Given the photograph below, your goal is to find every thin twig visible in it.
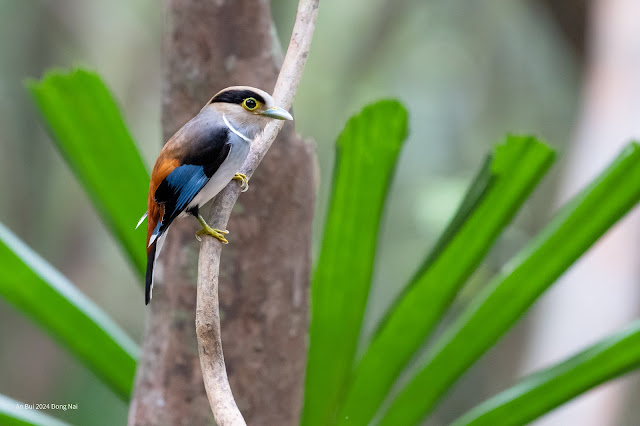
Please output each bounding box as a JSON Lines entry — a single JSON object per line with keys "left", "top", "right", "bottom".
{"left": 194, "top": 0, "right": 319, "bottom": 424}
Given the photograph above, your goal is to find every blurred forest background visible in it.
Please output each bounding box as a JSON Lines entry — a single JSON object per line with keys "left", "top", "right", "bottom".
{"left": 1, "top": 0, "right": 639, "bottom": 425}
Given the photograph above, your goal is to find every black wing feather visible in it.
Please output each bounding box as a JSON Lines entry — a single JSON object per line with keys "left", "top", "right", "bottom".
{"left": 153, "top": 127, "right": 231, "bottom": 237}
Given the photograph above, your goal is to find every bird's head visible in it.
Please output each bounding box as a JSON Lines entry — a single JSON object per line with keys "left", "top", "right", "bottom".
{"left": 205, "top": 86, "right": 293, "bottom": 137}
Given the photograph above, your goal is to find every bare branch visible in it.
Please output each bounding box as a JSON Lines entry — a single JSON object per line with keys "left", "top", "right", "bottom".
{"left": 195, "top": 0, "right": 319, "bottom": 423}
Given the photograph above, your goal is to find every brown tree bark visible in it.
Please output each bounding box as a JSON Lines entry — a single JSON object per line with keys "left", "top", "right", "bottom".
{"left": 127, "top": 2, "right": 315, "bottom": 425}
{"left": 535, "top": 0, "right": 588, "bottom": 61}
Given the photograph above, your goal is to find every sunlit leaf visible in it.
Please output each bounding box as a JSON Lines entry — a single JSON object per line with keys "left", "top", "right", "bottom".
{"left": 379, "top": 142, "right": 640, "bottom": 425}
{"left": 301, "top": 100, "right": 408, "bottom": 426}
{"left": 452, "top": 320, "right": 640, "bottom": 425}
{"left": 28, "top": 69, "right": 149, "bottom": 279}
{"left": 0, "top": 222, "right": 139, "bottom": 400}
{"left": 337, "top": 136, "right": 554, "bottom": 425}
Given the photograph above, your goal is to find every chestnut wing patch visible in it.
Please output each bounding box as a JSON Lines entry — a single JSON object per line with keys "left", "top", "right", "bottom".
{"left": 151, "top": 142, "right": 231, "bottom": 240}
{"left": 155, "top": 164, "right": 209, "bottom": 211}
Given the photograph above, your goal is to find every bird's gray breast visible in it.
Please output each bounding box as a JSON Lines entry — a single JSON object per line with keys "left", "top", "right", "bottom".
{"left": 187, "top": 132, "right": 250, "bottom": 209}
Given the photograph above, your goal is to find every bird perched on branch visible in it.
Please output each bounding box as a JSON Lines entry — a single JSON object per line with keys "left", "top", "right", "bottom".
{"left": 136, "top": 86, "right": 293, "bottom": 304}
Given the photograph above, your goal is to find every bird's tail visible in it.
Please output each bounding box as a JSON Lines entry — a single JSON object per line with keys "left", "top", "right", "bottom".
{"left": 145, "top": 241, "right": 157, "bottom": 305}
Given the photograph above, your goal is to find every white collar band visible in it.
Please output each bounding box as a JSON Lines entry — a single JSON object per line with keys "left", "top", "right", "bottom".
{"left": 223, "top": 114, "right": 252, "bottom": 143}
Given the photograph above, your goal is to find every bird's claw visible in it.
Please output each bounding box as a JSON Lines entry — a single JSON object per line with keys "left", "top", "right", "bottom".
{"left": 233, "top": 173, "right": 249, "bottom": 192}
{"left": 195, "top": 213, "right": 229, "bottom": 244}
{"left": 195, "top": 227, "right": 229, "bottom": 244}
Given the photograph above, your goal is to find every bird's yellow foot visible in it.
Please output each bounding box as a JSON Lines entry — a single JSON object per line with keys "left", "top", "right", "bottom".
{"left": 233, "top": 173, "right": 249, "bottom": 192}
{"left": 195, "top": 214, "right": 229, "bottom": 244}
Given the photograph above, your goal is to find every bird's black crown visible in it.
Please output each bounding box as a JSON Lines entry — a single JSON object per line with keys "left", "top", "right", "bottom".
{"left": 210, "top": 89, "right": 266, "bottom": 105}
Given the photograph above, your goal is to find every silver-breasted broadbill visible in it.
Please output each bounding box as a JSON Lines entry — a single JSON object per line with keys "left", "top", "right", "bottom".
{"left": 136, "top": 86, "right": 293, "bottom": 304}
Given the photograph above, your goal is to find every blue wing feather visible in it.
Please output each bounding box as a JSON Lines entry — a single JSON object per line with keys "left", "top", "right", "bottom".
{"left": 165, "top": 164, "right": 209, "bottom": 212}
{"left": 150, "top": 126, "right": 232, "bottom": 245}
{"left": 151, "top": 164, "right": 210, "bottom": 241}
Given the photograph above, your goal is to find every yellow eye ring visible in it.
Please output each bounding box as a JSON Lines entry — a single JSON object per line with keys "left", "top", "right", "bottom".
{"left": 242, "top": 97, "right": 259, "bottom": 111}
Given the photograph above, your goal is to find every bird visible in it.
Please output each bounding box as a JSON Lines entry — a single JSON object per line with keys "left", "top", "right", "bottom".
{"left": 136, "top": 86, "right": 293, "bottom": 305}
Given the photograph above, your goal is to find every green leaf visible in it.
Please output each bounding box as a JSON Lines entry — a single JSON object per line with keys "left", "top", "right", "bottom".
{"left": 0, "top": 394, "right": 70, "bottom": 426}
{"left": 451, "top": 320, "right": 640, "bottom": 426}
{"left": 27, "top": 69, "right": 149, "bottom": 279}
{"left": 379, "top": 142, "right": 640, "bottom": 425}
{"left": 0, "top": 222, "right": 139, "bottom": 401}
{"left": 301, "top": 100, "right": 409, "bottom": 426}
{"left": 336, "top": 136, "right": 554, "bottom": 425}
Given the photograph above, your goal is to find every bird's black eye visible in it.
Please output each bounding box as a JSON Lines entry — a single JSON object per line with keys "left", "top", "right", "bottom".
{"left": 243, "top": 97, "right": 259, "bottom": 111}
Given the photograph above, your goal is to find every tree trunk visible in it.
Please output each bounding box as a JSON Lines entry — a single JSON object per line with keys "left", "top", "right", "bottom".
{"left": 128, "top": 2, "right": 315, "bottom": 425}
{"left": 535, "top": 0, "right": 588, "bottom": 61}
